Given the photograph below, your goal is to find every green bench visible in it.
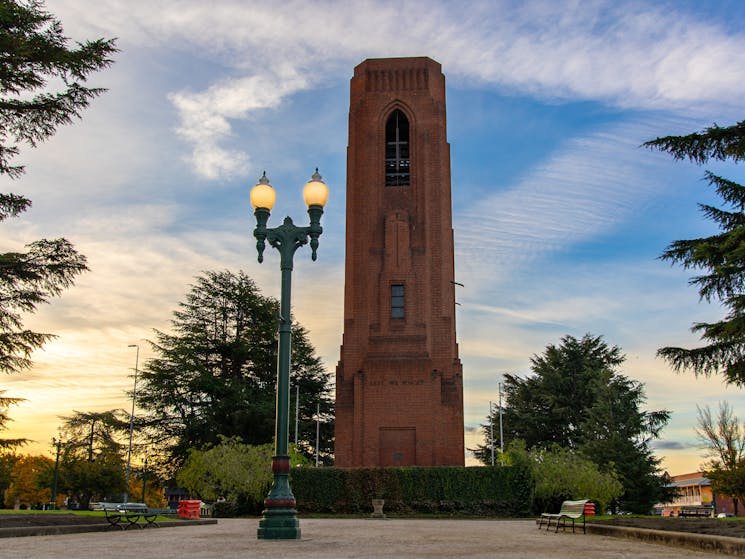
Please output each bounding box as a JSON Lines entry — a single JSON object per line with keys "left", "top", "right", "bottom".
{"left": 538, "top": 499, "right": 590, "bottom": 534}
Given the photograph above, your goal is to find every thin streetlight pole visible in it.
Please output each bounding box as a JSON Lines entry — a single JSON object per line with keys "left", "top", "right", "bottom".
{"left": 125, "top": 344, "right": 139, "bottom": 502}
{"left": 51, "top": 437, "right": 62, "bottom": 509}
{"left": 141, "top": 456, "right": 148, "bottom": 503}
{"left": 498, "top": 381, "right": 504, "bottom": 457}
{"left": 315, "top": 402, "right": 320, "bottom": 467}
{"left": 489, "top": 401, "right": 495, "bottom": 466}
{"left": 294, "top": 384, "right": 299, "bottom": 446}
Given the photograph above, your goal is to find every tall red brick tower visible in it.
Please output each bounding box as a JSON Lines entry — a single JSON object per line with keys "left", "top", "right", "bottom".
{"left": 335, "top": 57, "right": 464, "bottom": 467}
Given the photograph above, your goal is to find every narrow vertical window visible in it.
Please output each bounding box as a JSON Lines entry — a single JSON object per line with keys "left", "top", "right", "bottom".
{"left": 385, "top": 109, "right": 410, "bottom": 186}
{"left": 391, "top": 284, "right": 405, "bottom": 319}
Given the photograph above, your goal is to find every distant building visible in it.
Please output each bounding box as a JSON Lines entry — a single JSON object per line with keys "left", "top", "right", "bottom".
{"left": 661, "top": 472, "right": 743, "bottom": 517}
{"left": 164, "top": 487, "right": 190, "bottom": 510}
{"left": 661, "top": 472, "right": 712, "bottom": 516}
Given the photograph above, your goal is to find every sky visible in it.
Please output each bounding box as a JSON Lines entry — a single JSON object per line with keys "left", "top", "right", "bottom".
{"left": 3, "top": 0, "right": 745, "bottom": 474}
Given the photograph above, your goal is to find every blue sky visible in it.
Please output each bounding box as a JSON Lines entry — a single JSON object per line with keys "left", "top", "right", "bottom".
{"left": 3, "top": 0, "right": 745, "bottom": 472}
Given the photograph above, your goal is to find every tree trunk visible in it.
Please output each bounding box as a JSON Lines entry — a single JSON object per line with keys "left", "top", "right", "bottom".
{"left": 78, "top": 491, "right": 92, "bottom": 511}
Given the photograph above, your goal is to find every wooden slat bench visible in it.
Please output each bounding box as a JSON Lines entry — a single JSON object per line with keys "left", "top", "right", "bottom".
{"left": 538, "top": 499, "right": 590, "bottom": 534}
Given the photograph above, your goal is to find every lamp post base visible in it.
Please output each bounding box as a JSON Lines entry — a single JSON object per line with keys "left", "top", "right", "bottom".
{"left": 256, "top": 456, "right": 301, "bottom": 539}
{"left": 257, "top": 507, "right": 301, "bottom": 539}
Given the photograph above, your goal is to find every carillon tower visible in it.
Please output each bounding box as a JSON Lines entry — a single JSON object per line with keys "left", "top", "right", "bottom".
{"left": 335, "top": 57, "right": 464, "bottom": 467}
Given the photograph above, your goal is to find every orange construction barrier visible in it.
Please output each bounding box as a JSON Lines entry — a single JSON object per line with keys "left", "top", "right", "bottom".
{"left": 178, "top": 499, "right": 201, "bottom": 520}
{"left": 583, "top": 502, "right": 596, "bottom": 516}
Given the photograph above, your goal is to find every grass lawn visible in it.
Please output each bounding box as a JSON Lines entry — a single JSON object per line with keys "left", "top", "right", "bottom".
{"left": 0, "top": 508, "right": 182, "bottom": 525}
{"left": 0, "top": 509, "right": 101, "bottom": 517}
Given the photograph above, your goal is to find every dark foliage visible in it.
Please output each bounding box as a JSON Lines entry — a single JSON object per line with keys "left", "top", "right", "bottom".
{"left": 0, "top": 201, "right": 88, "bottom": 374}
{"left": 644, "top": 120, "right": 745, "bottom": 165}
{"left": 0, "top": 390, "right": 26, "bottom": 448}
{"left": 474, "top": 334, "right": 672, "bottom": 513}
{"left": 645, "top": 122, "right": 745, "bottom": 385}
{"left": 136, "top": 270, "right": 334, "bottom": 472}
{"left": 0, "top": 0, "right": 117, "bottom": 177}
{"left": 56, "top": 410, "right": 128, "bottom": 509}
{"left": 0, "top": 0, "right": 114, "bottom": 445}
{"left": 290, "top": 465, "right": 534, "bottom": 517}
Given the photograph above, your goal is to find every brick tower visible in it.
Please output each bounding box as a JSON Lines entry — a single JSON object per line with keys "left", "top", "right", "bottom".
{"left": 334, "top": 57, "right": 464, "bottom": 467}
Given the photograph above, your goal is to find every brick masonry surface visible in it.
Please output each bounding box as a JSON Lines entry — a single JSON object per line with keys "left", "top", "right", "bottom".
{"left": 335, "top": 57, "right": 464, "bottom": 467}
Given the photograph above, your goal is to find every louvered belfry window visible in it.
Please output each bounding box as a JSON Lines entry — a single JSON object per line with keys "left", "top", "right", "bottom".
{"left": 385, "top": 110, "right": 410, "bottom": 186}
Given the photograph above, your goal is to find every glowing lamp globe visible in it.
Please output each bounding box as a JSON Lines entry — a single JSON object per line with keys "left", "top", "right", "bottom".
{"left": 303, "top": 169, "right": 329, "bottom": 208}
{"left": 250, "top": 172, "right": 276, "bottom": 210}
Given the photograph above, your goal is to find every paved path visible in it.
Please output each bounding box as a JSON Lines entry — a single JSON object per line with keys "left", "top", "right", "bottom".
{"left": 1, "top": 518, "right": 733, "bottom": 558}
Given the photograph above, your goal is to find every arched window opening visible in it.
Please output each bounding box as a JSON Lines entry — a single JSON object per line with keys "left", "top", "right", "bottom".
{"left": 385, "top": 109, "right": 410, "bottom": 186}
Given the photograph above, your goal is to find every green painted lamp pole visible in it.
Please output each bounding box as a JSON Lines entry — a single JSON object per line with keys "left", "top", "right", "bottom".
{"left": 250, "top": 169, "right": 329, "bottom": 540}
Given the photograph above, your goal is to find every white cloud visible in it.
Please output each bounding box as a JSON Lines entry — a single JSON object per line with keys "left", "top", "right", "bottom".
{"left": 52, "top": 1, "right": 745, "bottom": 183}
{"left": 168, "top": 70, "right": 310, "bottom": 179}
{"left": 58, "top": 1, "right": 745, "bottom": 109}
{"left": 454, "top": 118, "right": 684, "bottom": 289}
{"left": 458, "top": 3, "right": 745, "bottom": 112}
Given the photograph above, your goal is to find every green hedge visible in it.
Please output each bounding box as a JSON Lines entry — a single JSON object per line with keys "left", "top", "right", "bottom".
{"left": 290, "top": 465, "right": 533, "bottom": 516}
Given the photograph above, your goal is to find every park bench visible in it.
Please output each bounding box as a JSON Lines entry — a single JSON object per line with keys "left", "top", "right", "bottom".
{"left": 102, "top": 503, "right": 176, "bottom": 529}
{"left": 679, "top": 506, "right": 713, "bottom": 518}
{"left": 538, "top": 499, "right": 590, "bottom": 534}
{"left": 141, "top": 507, "right": 179, "bottom": 527}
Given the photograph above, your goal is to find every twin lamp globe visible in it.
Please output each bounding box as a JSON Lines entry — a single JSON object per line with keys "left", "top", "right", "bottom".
{"left": 250, "top": 169, "right": 329, "bottom": 211}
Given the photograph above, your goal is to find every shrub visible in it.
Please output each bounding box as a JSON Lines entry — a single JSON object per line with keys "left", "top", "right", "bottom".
{"left": 530, "top": 445, "right": 622, "bottom": 514}
{"left": 291, "top": 464, "right": 533, "bottom": 516}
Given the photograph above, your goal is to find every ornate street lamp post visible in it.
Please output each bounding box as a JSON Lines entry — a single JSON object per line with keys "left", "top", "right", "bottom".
{"left": 250, "top": 169, "right": 329, "bottom": 540}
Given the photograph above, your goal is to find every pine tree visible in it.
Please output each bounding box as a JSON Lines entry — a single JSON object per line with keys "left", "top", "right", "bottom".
{"left": 0, "top": 390, "right": 25, "bottom": 449}
{"left": 645, "top": 121, "right": 745, "bottom": 385}
{"left": 1, "top": 0, "right": 118, "bottom": 178}
{"left": 473, "top": 334, "right": 671, "bottom": 513}
{"left": 0, "top": 194, "right": 88, "bottom": 375}
{"left": 136, "top": 271, "right": 334, "bottom": 470}
{"left": 1, "top": 0, "right": 115, "bottom": 372}
{"left": 0, "top": 1, "right": 115, "bottom": 441}
{"left": 57, "top": 410, "right": 128, "bottom": 509}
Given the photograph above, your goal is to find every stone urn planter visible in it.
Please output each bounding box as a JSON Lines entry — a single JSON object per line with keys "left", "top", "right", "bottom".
{"left": 371, "top": 499, "right": 386, "bottom": 519}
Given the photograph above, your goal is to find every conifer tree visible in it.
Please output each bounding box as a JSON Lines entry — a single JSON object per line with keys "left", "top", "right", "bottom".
{"left": 1, "top": 0, "right": 118, "bottom": 177}
{"left": 0, "top": 0, "right": 116, "bottom": 443}
{"left": 0, "top": 390, "right": 26, "bottom": 449}
{"left": 1, "top": 0, "right": 116, "bottom": 372}
{"left": 473, "top": 334, "right": 671, "bottom": 513}
{"left": 57, "top": 410, "right": 128, "bottom": 509}
{"left": 645, "top": 121, "right": 745, "bottom": 385}
{"left": 136, "top": 271, "right": 335, "bottom": 470}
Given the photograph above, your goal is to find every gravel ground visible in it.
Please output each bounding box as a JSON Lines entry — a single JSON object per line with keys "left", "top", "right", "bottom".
{"left": 0, "top": 517, "right": 736, "bottom": 558}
